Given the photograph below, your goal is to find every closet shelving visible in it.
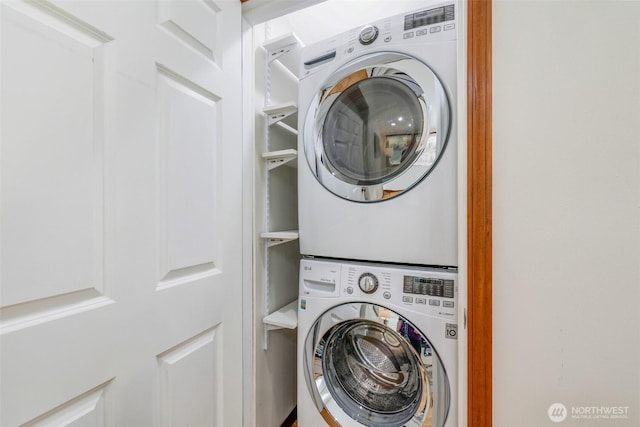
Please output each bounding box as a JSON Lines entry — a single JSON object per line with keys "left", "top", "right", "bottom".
{"left": 259, "top": 32, "right": 302, "bottom": 349}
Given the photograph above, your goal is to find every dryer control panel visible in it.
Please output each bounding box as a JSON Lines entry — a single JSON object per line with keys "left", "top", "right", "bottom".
{"left": 300, "top": 1, "right": 456, "bottom": 79}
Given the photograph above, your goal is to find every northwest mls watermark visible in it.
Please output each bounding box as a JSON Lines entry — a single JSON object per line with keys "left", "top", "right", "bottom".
{"left": 548, "top": 403, "right": 630, "bottom": 423}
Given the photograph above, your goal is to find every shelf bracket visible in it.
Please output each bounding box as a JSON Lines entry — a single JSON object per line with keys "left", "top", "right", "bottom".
{"left": 260, "top": 230, "right": 299, "bottom": 248}
{"left": 263, "top": 33, "right": 302, "bottom": 77}
{"left": 262, "top": 149, "right": 297, "bottom": 170}
{"left": 263, "top": 103, "right": 297, "bottom": 126}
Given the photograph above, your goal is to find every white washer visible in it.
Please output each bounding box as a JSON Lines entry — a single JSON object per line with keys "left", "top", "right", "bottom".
{"left": 298, "top": 2, "right": 458, "bottom": 267}
{"left": 297, "top": 258, "right": 458, "bottom": 427}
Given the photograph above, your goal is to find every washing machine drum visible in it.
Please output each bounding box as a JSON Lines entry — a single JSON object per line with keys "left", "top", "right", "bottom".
{"left": 323, "top": 320, "right": 425, "bottom": 424}
{"left": 302, "top": 52, "right": 451, "bottom": 202}
{"left": 303, "top": 303, "right": 451, "bottom": 427}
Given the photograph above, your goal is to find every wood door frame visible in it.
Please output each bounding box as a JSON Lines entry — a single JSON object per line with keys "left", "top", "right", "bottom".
{"left": 467, "top": 0, "right": 492, "bottom": 426}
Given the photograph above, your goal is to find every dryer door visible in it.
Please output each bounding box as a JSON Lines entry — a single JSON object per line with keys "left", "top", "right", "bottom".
{"left": 303, "top": 303, "right": 451, "bottom": 427}
{"left": 302, "top": 52, "right": 450, "bottom": 202}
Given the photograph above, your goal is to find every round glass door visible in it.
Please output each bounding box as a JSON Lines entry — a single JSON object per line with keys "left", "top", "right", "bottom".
{"left": 302, "top": 303, "right": 451, "bottom": 427}
{"left": 303, "top": 52, "right": 450, "bottom": 202}
{"left": 322, "top": 77, "right": 424, "bottom": 185}
{"left": 322, "top": 319, "right": 426, "bottom": 426}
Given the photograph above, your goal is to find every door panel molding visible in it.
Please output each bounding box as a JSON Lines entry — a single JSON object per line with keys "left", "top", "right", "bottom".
{"left": 0, "top": 2, "right": 112, "bottom": 308}
{"left": 21, "top": 380, "right": 113, "bottom": 427}
{"left": 467, "top": 1, "right": 492, "bottom": 426}
{"left": 156, "top": 326, "right": 222, "bottom": 427}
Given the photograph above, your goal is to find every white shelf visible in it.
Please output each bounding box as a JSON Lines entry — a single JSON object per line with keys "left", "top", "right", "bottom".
{"left": 262, "top": 149, "right": 297, "bottom": 170}
{"left": 263, "top": 33, "right": 302, "bottom": 78}
{"left": 260, "top": 230, "right": 299, "bottom": 247}
{"left": 263, "top": 300, "right": 298, "bottom": 330}
{"left": 263, "top": 102, "right": 297, "bottom": 126}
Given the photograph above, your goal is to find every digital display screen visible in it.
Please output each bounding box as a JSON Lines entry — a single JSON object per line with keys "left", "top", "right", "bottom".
{"left": 403, "top": 276, "right": 455, "bottom": 298}
{"left": 417, "top": 8, "right": 445, "bottom": 19}
{"left": 404, "top": 4, "right": 455, "bottom": 31}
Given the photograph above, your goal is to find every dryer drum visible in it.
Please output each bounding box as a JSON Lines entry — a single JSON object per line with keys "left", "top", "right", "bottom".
{"left": 303, "top": 52, "right": 451, "bottom": 202}
{"left": 321, "top": 319, "right": 428, "bottom": 426}
{"left": 321, "top": 76, "right": 424, "bottom": 186}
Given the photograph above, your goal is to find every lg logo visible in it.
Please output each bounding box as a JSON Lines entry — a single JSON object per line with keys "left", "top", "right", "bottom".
{"left": 548, "top": 403, "right": 568, "bottom": 423}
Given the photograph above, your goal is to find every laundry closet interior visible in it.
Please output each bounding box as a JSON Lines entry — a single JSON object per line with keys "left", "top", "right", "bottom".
{"left": 5, "top": 0, "right": 640, "bottom": 425}
{"left": 241, "top": 1, "right": 467, "bottom": 426}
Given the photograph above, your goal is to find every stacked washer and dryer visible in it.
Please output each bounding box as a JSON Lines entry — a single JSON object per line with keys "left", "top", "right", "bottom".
{"left": 296, "top": 2, "right": 459, "bottom": 426}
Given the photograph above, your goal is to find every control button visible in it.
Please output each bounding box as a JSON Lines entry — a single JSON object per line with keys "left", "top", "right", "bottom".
{"left": 402, "top": 296, "right": 414, "bottom": 303}
{"left": 429, "top": 299, "right": 441, "bottom": 306}
{"left": 443, "top": 301, "right": 454, "bottom": 308}
{"left": 444, "top": 23, "right": 455, "bottom": 31}
{"left": 346, "top": 287, "right": 354, "bottom": 294}
{"left": 403, "top": 278, "right": 413, "bottom": 293}
{"left": 359, "top": 25, "right": 379, "bottom": 45}
{"left": 403, "top": 32, "right": 415, "bottom": 39}
{"left": 445, "top": 6, "right": 455, "bottom": 20}
{"left": 416, "top": 29, "right": 428, "bottom": 36}
{"left": 384, "top": 35, "right": 392, "bottom": 42}
{"left": 446, "top": 323, "right": 458, "bottom": 340}
{"left": 416, "top": 297, "right": 427, "bottom": 305}
{"left": 358, "top": 273, "right": 379, "bottom": 294}
{"left": 430, "top": 26, "right": 442, "bottom": 33}
{"left": 443, "top": 280, "right": 455, "bottom": 298}
{"left": 383, "top": 291, "right": 391, "bottom": 300}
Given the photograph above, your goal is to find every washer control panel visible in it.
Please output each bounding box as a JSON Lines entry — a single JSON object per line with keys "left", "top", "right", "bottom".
{"left": 299, "top": 258, "right": 458, "bottom": 320}
{"left": 341, "top": 261, "right": 457, "bottom": 320}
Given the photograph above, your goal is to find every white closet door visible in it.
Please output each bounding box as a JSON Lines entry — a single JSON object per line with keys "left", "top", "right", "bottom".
{"left": 0, "top": 1, "right": 243, "bottom": 425}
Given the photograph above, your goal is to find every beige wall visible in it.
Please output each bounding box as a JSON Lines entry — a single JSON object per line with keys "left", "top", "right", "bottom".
{"left": 493, "top": 1, "right": 640, "bottom": 426}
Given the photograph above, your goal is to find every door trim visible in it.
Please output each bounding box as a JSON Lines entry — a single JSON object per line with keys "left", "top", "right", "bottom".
{"left": 467, "top": 1, "right": 492, "bottom": 426}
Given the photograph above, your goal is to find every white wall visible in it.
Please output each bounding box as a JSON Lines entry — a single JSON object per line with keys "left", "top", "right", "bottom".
{"left": 493, "top": 1, "right": 640, "bottom": 426}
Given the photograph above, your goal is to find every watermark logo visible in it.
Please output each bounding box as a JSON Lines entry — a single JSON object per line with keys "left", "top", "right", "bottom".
{"left": 548, "top": 403, "right": 630, "bottom": 422}
{"left": 548, "top": 403, "right": 568, "bottom": 423}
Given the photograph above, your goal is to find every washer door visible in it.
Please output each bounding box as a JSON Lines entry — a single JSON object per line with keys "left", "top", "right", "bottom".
{"left": 302, "top": 52, "right": 450, "bottom": 202}
{"left": 303, "top": 303, "right": 451, "bottom": 427}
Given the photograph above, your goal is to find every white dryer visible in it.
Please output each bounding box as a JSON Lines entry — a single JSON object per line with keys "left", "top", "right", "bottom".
{"left": 298, "top": 2, "right": 458, "bottom": 267}
{"left": 297, "top": 258, "right": 458, "bottom": 427}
